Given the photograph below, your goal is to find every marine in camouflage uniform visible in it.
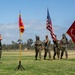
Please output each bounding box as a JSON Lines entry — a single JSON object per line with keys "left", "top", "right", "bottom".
{"left": 60, "top": 34, "right": 68, "bottom": 59}
{"left": 0, "top": 34, "right": 2, "bottom": 58}
{"left": 0, "top": 41, "right": 2, "bottom": 58}
{"left": 44, "top": 35, "right": 51, "bottom": 60}
{"left": 35, "top": 36, "right": 42, "bottom": 60}
{"left": 53, "top": 36, "right": 60, "bottom": 59}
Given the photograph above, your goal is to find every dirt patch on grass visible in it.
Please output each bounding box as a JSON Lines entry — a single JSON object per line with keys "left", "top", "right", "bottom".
{"left": 2, "top": 50, "right": 75, "bottom": 58}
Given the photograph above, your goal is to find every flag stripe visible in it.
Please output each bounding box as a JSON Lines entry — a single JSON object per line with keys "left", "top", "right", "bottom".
{"left": 46, "top": 9, "right": 56, "bottom": 40}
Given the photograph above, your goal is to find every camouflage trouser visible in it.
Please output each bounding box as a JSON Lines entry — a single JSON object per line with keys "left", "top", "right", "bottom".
{"left": 44, "top": 48, "right": 51, "bottom": 59}
{"left": 60, "top": 47, "right": 68, "bottom": 59}
{"left": 53, "top": 47, "right": 60, "bottom": 59}
{"left": 35, "top": 49, "right": 42, "bottom": 60}
{"left": 0, "top": 50, "right": 2, "bottom": 58}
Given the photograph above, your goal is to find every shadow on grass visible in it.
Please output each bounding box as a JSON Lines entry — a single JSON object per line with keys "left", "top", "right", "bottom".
{"left": 0, "top": 62, "right": 3, "bottom": 64}
{"left": 67, "top": 59, "right": 75, "bottom": 62}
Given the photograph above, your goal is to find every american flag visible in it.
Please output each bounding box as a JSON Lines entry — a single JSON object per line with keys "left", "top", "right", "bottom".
{"left": 46, "top": 9, "right": 56, "bottom": 41}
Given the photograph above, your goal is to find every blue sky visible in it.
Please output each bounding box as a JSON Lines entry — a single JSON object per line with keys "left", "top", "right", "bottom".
{"left": 0, "top": 0, "right": 75, "bottom": 44}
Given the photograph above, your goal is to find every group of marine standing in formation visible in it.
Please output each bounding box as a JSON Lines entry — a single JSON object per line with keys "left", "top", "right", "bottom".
{"left": 0, "top": 33, "right": 69, "bottom": 60}
{"left": 34, "top": 34, "right": 69, "bottom": 60}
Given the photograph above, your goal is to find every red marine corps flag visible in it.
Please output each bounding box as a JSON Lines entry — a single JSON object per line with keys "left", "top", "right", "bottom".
{"left": 19, "top": 13, "right": 25, "bottom": 34}
{"left": 66, "top": 21, "right": 75, "bottom": 43}
{"left": 16, "top": 12, "right": 25, "bottom": 70}
{"left": 46, "top": 8, "right": 56, "bottom": 41}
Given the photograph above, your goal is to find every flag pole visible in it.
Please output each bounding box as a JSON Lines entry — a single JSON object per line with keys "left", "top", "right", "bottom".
{"left": 19, "top": 10, "right": 22, "bottom": 62}
{"left": 19, "top": 32, "right": 22, "bottom": 66}
{"left": 15, "top": 12, "right": 25, "bottom": 70}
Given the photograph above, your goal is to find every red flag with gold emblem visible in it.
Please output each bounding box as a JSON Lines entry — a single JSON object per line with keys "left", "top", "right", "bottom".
{"left": 19, "top": 14, "right": 25, "bottom": 34}
{"left": 66, "top": 21, "right": 75, "bottom": 43}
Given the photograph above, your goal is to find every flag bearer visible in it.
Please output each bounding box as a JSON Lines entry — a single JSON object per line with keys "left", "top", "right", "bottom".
{"left": 44, "top": 35, "right": 52, "bottom": 60}
{"left": 60, "top": 34, "right": 69, "bottom": 59}
{"left": 53, "top": 35, "right": 60, "bottom": 59}
{"left": 0, "top": 34, "right": 2, "bottom": 58}
{"left": 35, "top": 36, "right": 43, "bottom": 60}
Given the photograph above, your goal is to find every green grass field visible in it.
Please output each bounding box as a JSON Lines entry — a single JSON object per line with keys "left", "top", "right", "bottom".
{"left": 0, "top": 50, "right": 75, "bottom": 75}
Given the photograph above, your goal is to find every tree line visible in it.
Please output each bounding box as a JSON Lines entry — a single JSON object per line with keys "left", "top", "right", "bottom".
{"left": 2, "top": 38, "right": 75, "bottom": 51}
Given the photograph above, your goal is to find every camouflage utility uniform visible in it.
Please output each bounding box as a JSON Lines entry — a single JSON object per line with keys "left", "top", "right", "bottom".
{"left": 44, "top": 35, "right": 51, "bottom": 60}
{"left": 53, "top": 39, "right": 60, "bottom": 59}
{"left": 60, "top": 34, "right": 68, "bottom": 59}
{"left": 35, "top": 36, "right": 42, "bottom": 60}
{"left": 0, "top": 41, "right": 2, "bottom": 58}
